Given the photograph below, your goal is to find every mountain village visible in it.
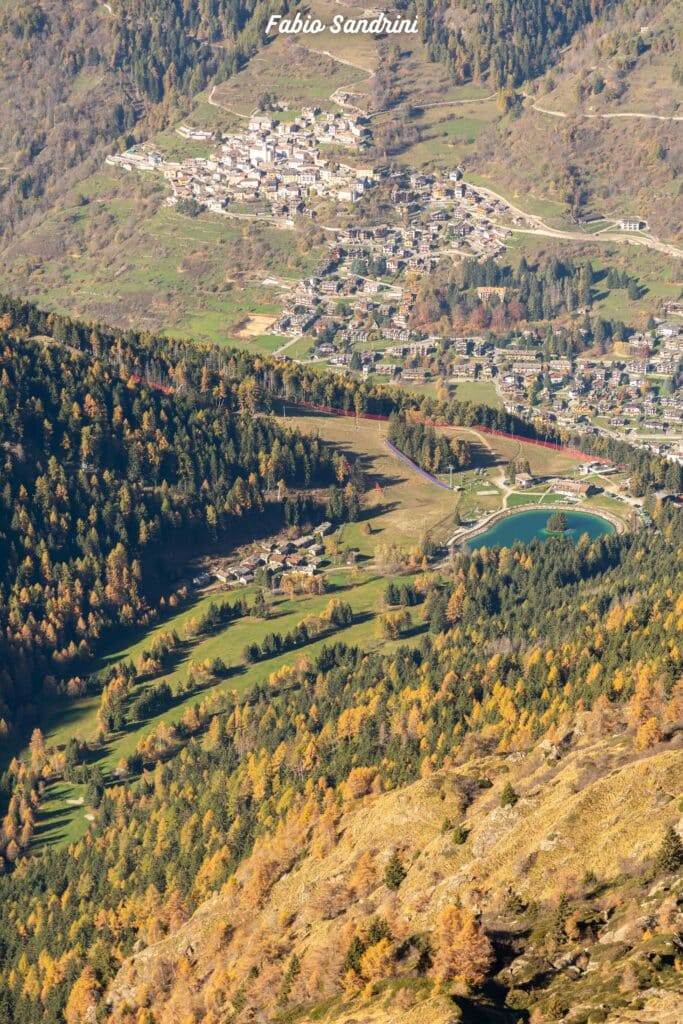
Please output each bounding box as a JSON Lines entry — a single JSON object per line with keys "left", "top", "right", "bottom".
{"left": 107, "top": 111, "right": 683, "bottom": 469}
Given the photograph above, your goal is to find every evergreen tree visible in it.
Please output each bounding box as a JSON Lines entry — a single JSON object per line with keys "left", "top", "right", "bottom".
{"left": 384, "top": 851, "right": 407, "bottom": 890}
{"left": 500, "top": 782, "right": 518, "bottom": 807}
{"left": 654, "top": 826, "right": 683, "bottom": 874}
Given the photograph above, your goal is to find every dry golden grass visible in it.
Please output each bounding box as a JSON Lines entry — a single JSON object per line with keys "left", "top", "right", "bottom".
{"left": 285, "top": 412, "right": 457, "bottom": 544}
{"left": 233, "top": 313, "right": 277, "bottom": 337}
{"left": 292, "top": 988, "right": 462, "bottom": 1024}
{"left": 107, "top": 736, "right": 683, "bottom": 1023}
{"left": 444, "top": 425, "right": 585, "bottom": 479}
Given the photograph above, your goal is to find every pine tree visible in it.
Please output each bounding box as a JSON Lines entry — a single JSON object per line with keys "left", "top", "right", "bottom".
{"left": 384, "top": 851, "right": 406, "bottom": 891}
{"left": 654, "top": 826, "right": 683, "bottom": 874}
{"left": 453, "top": 824, "right": 467, "bottom": 845}
{"left": 343, "top": 935, "right": 365, "bottom": 974}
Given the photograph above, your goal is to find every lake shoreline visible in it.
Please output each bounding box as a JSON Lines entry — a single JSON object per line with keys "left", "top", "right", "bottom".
{"left": 450, "top": 504, "right": 624, "bottom": 550}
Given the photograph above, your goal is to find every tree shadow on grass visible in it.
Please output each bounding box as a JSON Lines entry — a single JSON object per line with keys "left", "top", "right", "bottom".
{"left": 454, "top": 984, "right": 527, "bottom": 1022}
{"left": 32, "top": 805, "right": 82, "bottom": 849}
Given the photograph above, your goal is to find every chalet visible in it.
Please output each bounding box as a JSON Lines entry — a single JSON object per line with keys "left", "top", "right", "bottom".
{"left": 551, "top": 479, "right": 594, "bottom": 498}
{"left": 451, "top": 362, "right": 477, "bottom": 380}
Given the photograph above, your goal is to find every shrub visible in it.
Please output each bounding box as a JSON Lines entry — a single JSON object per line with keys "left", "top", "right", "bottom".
{"left": 501, "top": 782, "right": 518, "bottom": 807}
{"left": 453, "top": 824, "right": 468, "bottom": 845}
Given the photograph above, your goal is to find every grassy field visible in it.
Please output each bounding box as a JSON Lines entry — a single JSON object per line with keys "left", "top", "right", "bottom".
{"left": 589, "top": 247, "right": 682, "bottom": 323}
{"left": 502, "top": 234, "right": 680, "bottom": 323}
{"left": 33, "top": 567, "right": 420, "bottom": 850}
{"left": 397, "top": 101, "right": 500, "bottom": 168}
{"left": 32, "top": 411, "right": 466, "bottom": 850}
{"left": 464, "top": 169, "right": 573, "bottom": 226}
{"left": 451, "top": 380, "right": 503, "bottom": 408}
{"left": 281, "top": 336, "right": 315, "bottom": 359}
{"left": 209, "top": 30, "right": 370, "bottom": 116}
{"left": 43, "top": 572, "right": 390, "bottom": 752}
{"left": 28, "top": 409, "right": 615, "bottom": 851}
{"left": 284, "top": 412, "right": 460, "bottom": 547}
{"left": 446, "top": 425, "right": 586, "bottom": 479}
{"left": 32, "top": 780, "right": 91, "bottom": 851}
{"left": 0, "top": 169, "right": 324, "bottom": 346}
{"left": 507, "top": 491, "right": 557, "bottom": 508}
{"left": 34, "top": 414, "right": 477, "bottom": 770}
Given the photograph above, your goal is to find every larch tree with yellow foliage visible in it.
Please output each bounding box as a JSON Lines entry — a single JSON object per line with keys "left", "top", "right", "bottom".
{"left": 432, "top": 905, "right": 495, "bottom": 987}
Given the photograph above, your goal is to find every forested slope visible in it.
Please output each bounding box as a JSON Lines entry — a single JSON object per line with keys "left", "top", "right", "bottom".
{"left": 469, "top": 0, "right": 683, "bottom": 238}
{"left": 0, "top": 302, "right": 338, "bottom": 740}
{"left": 0, "top": 0, "right": 280, "bottom": 238}
{"left": 0, "top": 505, "right": 681, "bottom": 1022}
{"left": 418, "top": 0, "right": 620, "bottom": 87}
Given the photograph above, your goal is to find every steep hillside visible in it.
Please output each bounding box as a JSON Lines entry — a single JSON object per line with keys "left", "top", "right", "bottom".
{"left": 469, "top": 0, "right": 683, "bottom": 239}
{"left": 107, "top": 737, "right": 683, "bottom": 1023}
{"left": 0, "top": 0, "right": 679, "bottom": 344}
{"left": 0, "top": 479, "right": 681, "bottom": 1024}
{"left": 0, "top": 0, "right": 278, "bottom": 240}
{"left": 418, "top": 0, "right": 622, "bottom": 88}
{"left": 0, "top": 298, "right": 341, "bottom": 740}
{"left": 0, "top": 0, "right": 127, "bottom": 236}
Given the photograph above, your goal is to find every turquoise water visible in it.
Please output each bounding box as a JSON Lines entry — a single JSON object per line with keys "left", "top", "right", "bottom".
{"left": 468, "top": 509, "right": 615, "bottom": 550}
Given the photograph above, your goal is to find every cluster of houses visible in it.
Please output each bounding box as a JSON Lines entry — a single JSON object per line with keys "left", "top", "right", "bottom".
{"left": 109, "top": 109, "right": 376, "bottom": 222}
{"left": 192, "top": 522, "right": 334, "bottom": 591}
{"left": 105, "top": 120, "right": 681, "bottom": 467}
{"left": 271, "top": 176, "right": 517, "bottom": 341}
{"left": 388, "top": 172, "right": 517, "bottom": 258}
{"left": 435, "top": 322, "right": 683, "bottom": 440}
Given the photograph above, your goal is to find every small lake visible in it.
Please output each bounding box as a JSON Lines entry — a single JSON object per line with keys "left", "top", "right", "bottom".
{"left": 468, "top": 509, "right": 615, "bottom": 550}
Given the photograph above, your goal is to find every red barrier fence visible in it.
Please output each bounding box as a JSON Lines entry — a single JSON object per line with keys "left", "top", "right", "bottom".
{"left": 283, "top": 399, "right": 613, "bottom": 466}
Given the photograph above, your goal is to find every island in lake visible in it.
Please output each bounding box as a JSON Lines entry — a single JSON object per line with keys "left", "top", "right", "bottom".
{"left": 470, "top": 509, "right": 615, "bottom": 550}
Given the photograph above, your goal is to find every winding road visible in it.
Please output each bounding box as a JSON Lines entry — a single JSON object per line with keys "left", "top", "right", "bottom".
{"left": 207, "top": 84, "right": 251, "bottom": 119}
{"left": 527, "top": 95, "right": 683, "bottom": 123}
{"left": 470, "top": 180, "right": 683, "bottom": 260}
{"left": 308, "top": 45, "right": 683, "bottom": 258}
{"left": 197, "top": 40, "right": 683, "bottom": 258}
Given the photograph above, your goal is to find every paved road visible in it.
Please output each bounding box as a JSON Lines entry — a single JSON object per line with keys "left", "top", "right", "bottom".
{"left": 273, "top": 335, "right": 304, "bottom": 356}
{"left": 506, "top": 224, "right": 683, "bottom": 260}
